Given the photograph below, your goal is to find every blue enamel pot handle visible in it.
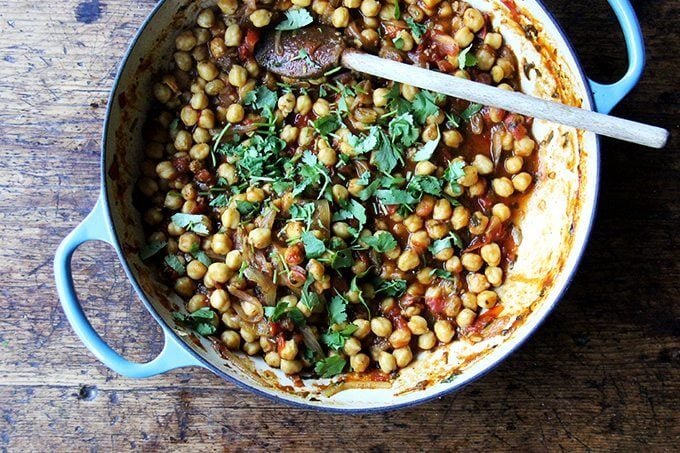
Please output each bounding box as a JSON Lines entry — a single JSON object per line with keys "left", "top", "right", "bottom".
{"left": 588, "top": 0, "right": 645, "bottom": 114}
{"left": 54, "top": 195, "right": 202, "bottom": 378}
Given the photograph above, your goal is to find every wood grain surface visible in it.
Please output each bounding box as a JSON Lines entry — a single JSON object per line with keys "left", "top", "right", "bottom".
{"left": 0, "top": 0, "right": 678, "bottom": 451}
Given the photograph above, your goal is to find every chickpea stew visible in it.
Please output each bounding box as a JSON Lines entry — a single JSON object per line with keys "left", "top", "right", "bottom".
{"left": 136, "top": 0, "right": 538, "bottom": 381}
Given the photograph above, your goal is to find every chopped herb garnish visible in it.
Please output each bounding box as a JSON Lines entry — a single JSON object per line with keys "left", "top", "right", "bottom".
{"left": 243, "top": 86, "right": 278, "bottom": 115}
{"left": 301, "top": 231, "right": 326, "bottom": 259}
{"left": 173, "top": 307, "right": 216, "bottom": 336}
{"left": 312, "top": 115, "right": 341, "bottom": 136}
{"left": 300, "top": 274, "right": 321, "bottom": 310}
{"left": 412, "top": 90, "right": 442, "bottom": 124}
{"left": 289, "top": 202, "right": 316, "bottom": 230}
{"left": 275, "top": 8, "right": 314, "bottom": 30}
{"left": 406, "top": 17, "right": 427, "bottom": 40}
{"left": 315, "top": 355, "right": 346, "bottom": 378}
{"left": 328, "top": 294, "right": 349, "bottom": 325}
{"left": 461, "top": 103, "right": 483, "bottom": 120}
{"left": 171, "top": 213, "right": 209, "bottom": 235}
{"left": 388, "top": 113, "right": 419, "bottom": 147}
{"left": 443, "top": 160, "right": 466, "bottom": 195}
{"left": 291, "top": 48, "right": 320, "bottom": 68}
{"left": 139, "top": 240, "right": 167, "bottom": 260}
{"left": 458, "top": 45, "right": 478, "bottom": 70}
{"left": 394, "top": 0, "right": 401, "bottom": 19}
{"left": 407, "top": 175, "right": 443, "bottom": 196}
{"left": 362, "top": 231, "right": 398, "bottom": 253}
{"left": 164, "top": 255, "right": 186, "bottom": 275}
{"left": 375, "top": 189, "right": 418, "bottom": 206}
{"left": 264, "top": 301, "right": 306, "bottom": 326}
{"left": 412, "top": 129, "right": 440, "bottom": 162}
{"left": 235, "top": 200, "right": 261, "bottom": 218}
{"left": 393, "top": 37, "right": 404, "bottom": 50}
{"left": 375, "top": 278, "right": 407, "bottom": 297}
{"left": 321, "top": 324, "right": 358, "bottom": 350}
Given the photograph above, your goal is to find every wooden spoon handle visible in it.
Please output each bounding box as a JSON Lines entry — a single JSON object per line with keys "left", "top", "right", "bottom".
{"left": 342, "top": 51, "right": 668, "bottom": 149}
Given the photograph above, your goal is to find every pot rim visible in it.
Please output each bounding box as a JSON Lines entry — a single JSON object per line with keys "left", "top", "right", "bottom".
{"left": 98, "top": 0, "right": 600, "bottom": 412}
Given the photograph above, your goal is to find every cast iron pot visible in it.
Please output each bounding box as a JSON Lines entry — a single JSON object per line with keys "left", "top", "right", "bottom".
{"left": 55, "top": 0, "right": 645, "bottom": 411}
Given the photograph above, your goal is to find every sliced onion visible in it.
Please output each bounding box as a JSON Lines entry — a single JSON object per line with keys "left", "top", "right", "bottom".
{"left": 300, "top": 325, "right": 324, "bottom": 358}
{"left": 256, "top": 207, "right": 276, "bottom": 230}
{"left": 490, "top": 125, "right": 503, "bottom": 166}
{"left": 285, "top": 266, "right": 307, "bottom": 290}
{"left": 274, "top": 30, "right": 283, "bottom": 56}
{"left": 313, "top": 200, "right": 331, "bottom": 235}
{"left": 228, "top": 286, "right": 264, "bottom": 323}
{"left": 470, "top": 113, "right": 484, "bottom": 135}
{"left": 243, "top": 267, "right": 276, "bottom": 306}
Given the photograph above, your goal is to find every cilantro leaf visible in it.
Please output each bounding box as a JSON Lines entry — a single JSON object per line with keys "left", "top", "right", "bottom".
{"left": 357, "top": 171, "right": 372, "bottom": 185}
{"left": 412, "top": 130, "right": 440, "bottom": 162}
{"left": 443, "top": 160, "right": 466, "bottom": 195}
{"left": 461, "top": 103, "right": 483, "bottom": 120}
{"left": 394, "top": 0, "right": 401, "bottom": 19}
{"left": 275, "top": 8, "right": 314, "bottom": 30}
{"left": 406, "top": 17, "right": 427, "bottom": 40}
{"left": 445, "top": 112, "right": 462, "bottom": 129}
{"left": 164, "top": 255, "right": 186, "bottom": 275}
{"left": 372, "top": 129, "right": 403, "bottom": 174}
{"left": 293, "top": 151, "right": 332, "bottom": 199}
{"left": 375, "top": 189, "right": 418, "bottom": 206}
{"left": 407, "top": 175, "right": 443, "bottom": 196}
{"left": 315, "top": 355, "right": 346, "bottom": 378}
{"left": 171, "top": 213, "right": 209, "bottom": 235}
{"left": 194, "top": 251, "right": 212, "bottom": 267}
{"left": 412, "top": 90, "right": 441, "bottom": 124}
{"left": 173, "top": 307, "right": 216, "bottom": 336}
{"left": 321, "top": 324, "right": 358, "bottom": 350}
{"left": 313, "top": 115, "right": 341, "bottom": 136}
{"left": 289, "top": 202, "right": 316, "bottom": 230}
{"left": 264, "top": 302, "right": 306, "bottom": 326}
{"left": 393, "top": 37, "right": 404, "bottom": 50}
{"left": 375, "top": 278, "right": 407, "bottom": 297}
{"left": 388, "top": 113, "right": 419, "bottom": 147}
{"left": 300, "top": 274, "right": 321, "bottom": 310}
{"left": 458, "top": 45, "right": 478, "bottom": 70}
{"left": 430, "top": 268, "right": 454, "bottom": 280}
{"left": 243, "top": 86, "right": 278, "bottom": 114}
{"left": 328, "top": 294, "right": 349, "bottom": 325}
{"left": 362, "top": 231, "right": 398, "bottom": 253}
{"left": 347, "top": 128, "right": 379, "bottom": 154}
{"left": 301, "top": 231, "right": 326, "bottom": 259}
{"left": 209, "top": 193, "right": 229, "bottom": 207}
{"left": 139, "top": 240, "right": 166, "bottom": 260}
{"left": 235, "top": 200, "right": 261, "bottom": 218}
{"left": 429, "top": 232, "right": 464, "bottom": 255}
{"left": 350, "top": 276, "right": 371, "bottom": 319}
{"left": 332, "top": 199, "right": 367, "bottom": 237}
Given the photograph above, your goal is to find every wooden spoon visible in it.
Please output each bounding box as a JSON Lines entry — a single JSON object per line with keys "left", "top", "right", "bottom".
{"left": 255, "top": 26, "right": 668, "bottom": 149}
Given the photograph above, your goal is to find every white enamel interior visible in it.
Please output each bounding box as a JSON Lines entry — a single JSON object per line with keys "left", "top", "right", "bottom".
{"left": 103, "top": 0, "right": 598, "bottom": 410}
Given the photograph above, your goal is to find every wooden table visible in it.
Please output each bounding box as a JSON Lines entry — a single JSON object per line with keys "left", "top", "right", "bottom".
{"left": 1, "top": 0, "right": 678, "bottom": 450}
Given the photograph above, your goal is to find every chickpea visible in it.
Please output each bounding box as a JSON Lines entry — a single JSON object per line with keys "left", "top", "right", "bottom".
{"left": 217, "top": 163, "right": 238, "bottom": 185}
{"left": 248, "top": 227, "right": 272, "bottom": 249}
{"left": 245, "top": 186, "right": 265, "bottom": 202}
{"left": 175, "top": 30, "right": 196, "bottom": 51}
{"left": 378, "top": 351, "right": 397, "bottom": 373}
{"left": 221, "top": 330, "right": 241, "bottom": 350}
{"left": 397, "top": 249, "right": 421, "bottom": 271}
{"left": 331, "top": 184, "right": 349, "bottom": 203}
{"left": 205, "top": 79, "right": 225, "bottom": 96}
{"left": 317, "top": 142, "right": 338, "bottom": 166}
{"left": 209, "top": 289, "right": 231, "bottom": 312}
{"left": 360, "top": 0, "right": 381, "bottom": 16}
{"left": 468, "top": 212, "right": 489, "bottom": 235}
{"left": 226, "top": 103, "right": 245, "bottom": 123}
{"left": 389, "top": 328, "right": 411, "bottom": 349}
{"left": 461, "top": 292, "right": 478, "bottom": 310}
{"left": 281, "top": 359, "right": 303, "bottom": 374}
{"left": 415, "top": 160, "right": 437, "bottom": 176}
{"left": 242, "top": 341, "right": 260, "bottom": 356}
{"left": 409, "top": 230, "right": 431, "bottom": 252}
{"left": 492, "top": 177, "right": 515, "bottom": 198}
{"left": 505, "top": 156, "right": 524, "bottom": 174}
{"left": 308, "top": 259, "right": 325, "bottom": 281}
{"left": 485, "top": 266, "right": 504, "bottom": 287}
{"left": 177, "top": 232, "right": 199, "bottom": 253}
{"left": 477, "top": 290, "right": 498, "bottom": 309}
{"left": 156, "top": 161, "right": 178, "bottom": 180}
{"left": 459, "top": 166, "right": 479, "bottom": 187}
{"left": 211, "top": 233, "right": 232, "bottom": 255}
{"left": 400, "top": 84, "right": 419, "bottom": 101}
{"left": 454, "top": 26, "right": 474, "bottom": 48}
{"left": 467, "top": 272, "right": 490, "bottom": 293}
{"left": 331, "top": 6, "right": 350, "bottom": 27}
{"left": 403, "top": 214, "right": 423, "bottom": 233}
{"left": 154, "top": 83, "right": 172, "bottom": 103}
{"left": 174, "top": 277, "right": 196, "bottom": 298}
{"left": 221, "top": 208, "right": 240, "bottom": 229}
{"left": 434, "top": 320, "right": 455, "bottom": 343}
{"left": 278, "top": 92, "right": 296, "bottom": 115}
{"left": 491, "top": 65, "right": 505, "bottom": 83}
{"left": 197, "top": 61, "right": 219, "bottom": 81}
{"left": 513, "top": 172, "right": 533, "bottom": 192}
{"left": 432, "top": 199, "right": 453, "bottom": 221}
{"left": 461, "top": 253, "right": 483, "bottom": 272}
{"left": 418, "top": 331, "right": 437, "bottom": 350}
{"left": 407, "top": 315, "right": 429, "bottom": 335}
{"left": 448, "top": 206, "right": 469, "bottom": 231}
{"left": 425, "top": 220, "right": 448, "bottom": 240}
{"left": 351, "top": 353, "right": 370, "bottom": 372}
{"left": 344, "top": 337, "right": 362, "bottom": 356}
{"left": 295, "top": 95, "right": 312, "bottom": 115}
{"left": 373, "top": 87, "right": 390, "bottom": 107}
{"left": 249, "top": 9, "right": 272, "bottom": 27}
{"left": 492, "top": 203, "right": 511, "bottom": 222}
{"left": 221, "top": 251, "right": 241, "bottom": 273}
{"left": 393, "top": 346, "right": 413, "bottom": 368}
{"left": 371, "top": 317, "right": 393, "bottom": 337}
{"left": 415, "top": 195, "right": 436, "bottom": 217}
{"left": 480, "top": 243, "right": 501, "bottom": 266}
{"left": 188, "top": 143, "right": 209, "bottom": 161}
{"left": 456, "top": 308, "right": 477, "bottom": 328}
{"left": 174, "top": 130, "right": 193, "bottom": 151}
{"left": 471, "top": 154, "right": 494, "bottom": 175}
{"left": 264, "top": 351, "right": 281, "bottom": 368}
{"left": 416, "top": 267, "right": 434, "bottom": 285}
{"left": 293, "top": 0, "right": 312, "bottom": 5}
{"left": 298, "top": 126, "right": 314, "bottom": 146}
{"left": 174, "top": 51, "right": 193, "bottom": 71}
{"left": 280, "top": 339, "right": 299, "bottom": 361}
{"left": 353, "top": 319, "right": 371, "bottom": 339}
{"left": 484, "top": 32, "right": 503, "bottom": 50}
{"left": 167, "top": 222, "right": 185, "bottom": 237}
{"left": 514, "top": 136, "right": 536, "bottom": 157}
{"left": 228, "top": 65, "right": 248, "bottom": 87}
{"left": 224, "top": 24, "right": 243, "bottom": 47}
{"left": 463, "top": 8, "right": 485, "bottom": 32}
{"left": 208, "top": 262, "right": 232, "bottom": 283}
{"left": 280, "top": 125, "right": 299, "bottom": 144}
{"left": 186, "top": 260, "right": 208, "bottom": 281}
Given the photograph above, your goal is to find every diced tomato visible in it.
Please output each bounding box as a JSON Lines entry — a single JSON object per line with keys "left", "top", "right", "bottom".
{"left": 437, "top": 59, "right": 456, "bottom": 73}
{"left": 270, "top": 322, "right": 282, "bottom": 337}
{"left": 238, "top": 28, "right": 260, "bottom": 61}
{"left": 276, "top": 335, "right": 286, "bottom": 355}
{"left": 431, "top": 32, "right": 459, "bottom": 58}
{"left": 466, "top": 305, "right": 504, "bottom": 334}
{"left": 425, "top": 295, "right": 446, "bottom": 315}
